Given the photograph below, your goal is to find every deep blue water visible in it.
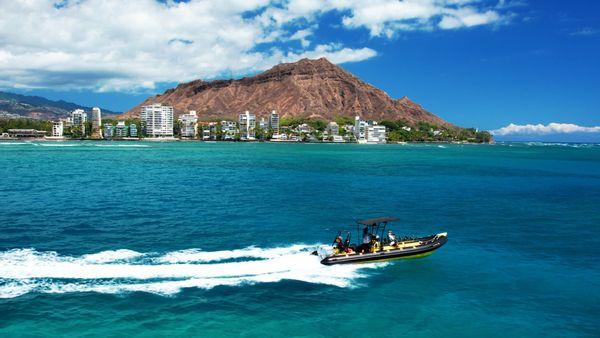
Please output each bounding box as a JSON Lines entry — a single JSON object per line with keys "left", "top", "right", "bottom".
{"left": 1, "top": 141, "right": 599, "bottom": 337}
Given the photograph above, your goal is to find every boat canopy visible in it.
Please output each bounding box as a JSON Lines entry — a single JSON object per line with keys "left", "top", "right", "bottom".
{"left": 357, "top": 217, "right": 399, "bottom": 225}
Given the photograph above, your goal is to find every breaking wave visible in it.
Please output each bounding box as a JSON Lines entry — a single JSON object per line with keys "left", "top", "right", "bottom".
{"left": 36, "top": 143, "right": 79, "bottom": 147}
{"left": 93, "top": 144, "right": 149, "bottom": 148}
{"left": 0, "top": 245, "right": 386, "bottom": 298}
{"left": 0, "top": 142, "right": 29, "bottom": 145}
{"left": 0, "top": 142, "right": 150, "bottom": 148}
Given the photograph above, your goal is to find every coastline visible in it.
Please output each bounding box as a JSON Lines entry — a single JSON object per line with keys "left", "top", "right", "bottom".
{"left": 0, "top": 137, "right": 494, "bottom": 145}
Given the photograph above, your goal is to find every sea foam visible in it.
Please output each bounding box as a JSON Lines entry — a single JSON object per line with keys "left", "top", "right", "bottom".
{"left": 0, "top": 246, "right": 385, "bottom": 298}
{"left": 94, "top": 144, "right": 149, "bottom": 148}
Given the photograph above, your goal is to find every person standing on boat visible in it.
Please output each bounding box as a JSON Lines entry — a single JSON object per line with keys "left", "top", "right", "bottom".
{"left": 360, "top": 227, "right": 371, "bottom": 253}
{"left": 388, "top": 230, "right": 397, "bottom": 246}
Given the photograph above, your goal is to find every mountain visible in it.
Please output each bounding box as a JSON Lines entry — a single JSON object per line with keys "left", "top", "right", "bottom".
{"left": 0, "top": 91, "right": 119, "bottom": 120}
{"left": 124, "top": 58, "right": 450, "bottom": 126}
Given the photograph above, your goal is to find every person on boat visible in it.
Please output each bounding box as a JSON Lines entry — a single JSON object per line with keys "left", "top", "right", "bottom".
{"left": 359, "top": 227, "right": 371, "bottom": 253}
{"left": 334, "top": 236, "right": 353, "bottom": 254}
{"left": 334, "top": 236, "right": 344, "bottom": 254}
{"left": 388, "top": 230, "right": 397, "bottom": 246}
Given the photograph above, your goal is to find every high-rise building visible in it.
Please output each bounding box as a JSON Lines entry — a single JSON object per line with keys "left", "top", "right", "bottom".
{"left": 72, "top": 109, "right": 87, "bottom": 125}
{"left": 91, "top": 107, "right": 102, "bottom": 129}
{"left": 354, "top": 116, "right": 367, "bottom": 142}
{"left": 51, "top": 121, "right": 63, "bottom": 137}
{"left": 178, "top": 111, "right": 198, "bottom": 138}
{"left": 141, "top": 104, "right": 174, "bottom": 137}
{"left": 269, "top": 110, "right": 280, "bottom": 135}
{"left": 239, "top": 111, "right": 256, "bottom": 140}
{"left": 71, "top": 109, "right": 87, "bottom": 136}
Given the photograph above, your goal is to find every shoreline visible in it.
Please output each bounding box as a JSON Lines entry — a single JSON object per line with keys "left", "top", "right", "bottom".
{"left": 0, "top": 137, "right": 494, "bottom": 145}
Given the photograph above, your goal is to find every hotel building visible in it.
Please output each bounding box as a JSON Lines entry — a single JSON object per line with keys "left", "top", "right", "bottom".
{"left": 141, "top": 104, "right": 174, "bottom": 137}
{"left": 239, "top": 111, "right": 256, "bottom": 140}
{"left": 72, "top": 109, "right": 87, "bottom": 136}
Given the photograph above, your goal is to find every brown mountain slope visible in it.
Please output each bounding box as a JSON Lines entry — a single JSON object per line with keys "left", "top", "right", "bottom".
{"left": 124, "top": 58, "right": 450, "bottom": 126}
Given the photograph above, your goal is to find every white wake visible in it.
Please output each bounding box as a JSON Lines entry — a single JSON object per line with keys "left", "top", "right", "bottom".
{"left": 0, "top": 245, "right": 386, "bottom": 298}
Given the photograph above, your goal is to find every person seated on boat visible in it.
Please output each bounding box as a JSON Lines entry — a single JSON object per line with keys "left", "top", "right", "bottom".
{"left": 387, "top": 230, "right": 397, "bottom": 246}
{"left": 334, "top": 236, "right": 344, "bottom": 254}
{"left": 334, "top": 236, "right": 353, "bottom": 254}
{"left": 371, "top": 235, "right": 381, "bottom": 252}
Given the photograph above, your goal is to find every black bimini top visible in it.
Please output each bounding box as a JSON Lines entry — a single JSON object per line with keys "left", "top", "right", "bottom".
{"left": 357, "top": 217, "right": 399, "bottom": 225}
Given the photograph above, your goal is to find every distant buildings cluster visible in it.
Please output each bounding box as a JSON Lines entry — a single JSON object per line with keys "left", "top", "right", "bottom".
{"left": 3, "top": 103, "right": 388, "bottom": 144}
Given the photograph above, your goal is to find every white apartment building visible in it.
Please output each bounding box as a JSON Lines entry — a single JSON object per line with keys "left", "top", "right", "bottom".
{"left": 239, "top": 111, "right": 256, "bottom": 140}
{"left": 72, "top": 109, "right": 87, "bottom": 125}
{"left": 71, "top": 109, "right": 87, "bottom": 136}
{"left": 269, "top": 110, "right": 280, "bottom": 135}
{"left": 221, "top": 120, "right": 238, "bottom": 140}
{"left": 354, "top": 116, "right": 367, "bottom": 142}
{"left": 179, "top": 110, "right": 198, "bottom": 138}
{"left": 141, "top": 104, "right": 174, "bottom": 137}
{"left": 91, "top": 107, "right": 102, "bottom": 129}
{"left": 259, "top": 117, "right": 268, "bottom": 130}
{"left": 115, "top": 121, "right": 128, "bottom": 138}
{"left": 201, "top": 122, "right": 217, "bottom": 141}
{"left": 367, "top": 125, "right": 387, "bottom": 143}
{"left": 52, "top": 121, "right": 64, "bottom": 137}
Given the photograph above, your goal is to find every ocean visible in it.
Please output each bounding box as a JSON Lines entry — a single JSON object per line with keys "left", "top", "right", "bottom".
{"left": 1, "top": 141, "right": 599, "bottom": 337}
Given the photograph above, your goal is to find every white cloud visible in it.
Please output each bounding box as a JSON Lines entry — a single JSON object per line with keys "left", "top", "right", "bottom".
{"left": 0, "top": 0, "right": 511, "bottom": 92}
{"left": 439, "top": 8, "right": 500, "bottom": 29}
{"left": 289, "top": 27, "right": 316, "bottom": 47}
{"left": 282, "top": 44, "right": 377, "bottom": 64}
{"left": 570, "top": 28, "right": 599, "bottom": 36}
{"left": 492, "top": 123, "right": 600, "bottom": 136}
{"left": 338, "top": 0, "right": 505, "bottom": 36}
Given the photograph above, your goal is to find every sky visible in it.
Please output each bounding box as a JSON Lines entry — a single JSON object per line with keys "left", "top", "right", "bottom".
{"left": 0, "top": 0, "right": 599, "bottom": 140}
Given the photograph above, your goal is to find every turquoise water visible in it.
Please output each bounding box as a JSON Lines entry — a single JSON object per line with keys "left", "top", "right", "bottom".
{"left": 1, "top": 141, "right": 599, "bottom": 337}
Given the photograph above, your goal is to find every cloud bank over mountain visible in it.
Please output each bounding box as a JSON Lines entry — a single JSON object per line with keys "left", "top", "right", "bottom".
{"left": 0, "top": 0, "right": 510, "bottom": 92}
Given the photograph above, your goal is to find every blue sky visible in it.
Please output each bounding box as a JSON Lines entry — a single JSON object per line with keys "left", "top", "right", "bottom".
{"left": 1, "top": 0, "right": 599, "bottom": 140}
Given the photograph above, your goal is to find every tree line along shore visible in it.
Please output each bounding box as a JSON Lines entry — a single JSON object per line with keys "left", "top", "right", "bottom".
{"left": 0, "top": 114, "right": 492, "bottom": 143}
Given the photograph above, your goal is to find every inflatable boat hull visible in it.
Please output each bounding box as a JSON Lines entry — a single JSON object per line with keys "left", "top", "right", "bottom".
{"left": 320, "top": 233, "right": 447, "bottom": 265}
